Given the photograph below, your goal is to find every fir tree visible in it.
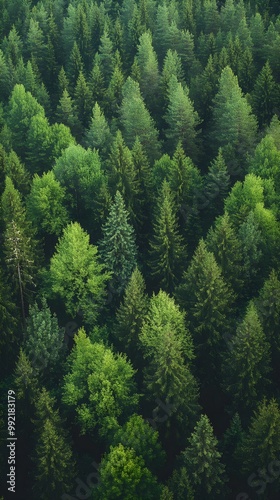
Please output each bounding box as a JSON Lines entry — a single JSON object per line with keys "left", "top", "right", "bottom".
{"left": 149, "top": 180, "right": 186, "bottom": 292}
{"left": 99, "top": 191, "right": 137, "bottom": 296}
{"left": 222, "top": 302, "right": 271, "bottom": 415}
{"left": 114, "top": 267, "right": 149, "bottom": 360}
{"left": 182, "top": 415, "right": 227, "bottom": 498}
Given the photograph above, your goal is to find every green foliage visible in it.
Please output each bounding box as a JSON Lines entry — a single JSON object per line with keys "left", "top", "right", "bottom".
{"left": 96, "top": 443, "right": 161, "bottom": 499}
{"left": 139, "top": 290, "right": 200, "bottom": 436}
{"left": 23, "top": 299, "right": 64, "bottom": 378}
{"left": 120, "top": 76, "right": 161, "bottom": 161}
{"left": 53, "top": 144, "right": 107, "bottom": 232}
{"left": 85, "top": 102, "right": 112, "bottom": 155}
{"left": 33, "top": 388, "right": 75, "bottom": 499}
{"left": 112, "top": 414, "right": 165, "bottom": 473}
{"left": 238, "top": 399, "right": 280, "bottom": 480}
{"left": 26, "top": 171, "right": 68, "bottom": 237}
{"left": 149, "top": 180, "right": 186, "bottom": 292}
{"left": 48, "top": 222, "right": 109, "bottom": 325}
{"left": 7, "top": 84, "right": 45, "bottom": 160}
{"left": 176, "top": 239, "right": 233, "bottom": 377}
{"left": 181, "top": 414, "right": 227, "bottom": 498}
{"left": 114, "top": 267, "right": 149, "bottom": 359}
{"left": 99, "top": 191, "right": 137, "bottom": 296}
{"left": 62, "top": 328, "right": 139, "bottom": 438}
{"left": 165, "top": 75, "right": 200, "bottom": 159}
{"left": 222, "top": 303, "right": 271, "bottom": 414}
{"left": 211, "top": 66, "right": 257, "bottom": 174}
{"left": 251, "top": 61, "right": 279, "bottom": 128}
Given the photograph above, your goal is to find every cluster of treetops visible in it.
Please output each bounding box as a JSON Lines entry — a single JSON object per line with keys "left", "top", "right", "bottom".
{"left": 1, "top": 0, "right": 280, "bottom": 498}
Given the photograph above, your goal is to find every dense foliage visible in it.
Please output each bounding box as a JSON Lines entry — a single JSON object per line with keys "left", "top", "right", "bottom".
{"left": 1, "top": 0, "right": 280, "bottom": 499}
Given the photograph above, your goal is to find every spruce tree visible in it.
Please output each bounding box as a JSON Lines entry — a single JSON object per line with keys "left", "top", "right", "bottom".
{"left": 182, "top": 415, "right": 227, "bottom": 498}
{"left": 114, "top": 267, "right": 149, "bottom": 361}
{"left": 176, "top": 239, "right": 234, "bottom": 379}
{"left": 106, "top": 130, "right": 139, "bottom": 223}
{"left": 206, "top": 213, "right": 243, "bottom": 294}
{"left": 23, "top": 299, "right": 64, "bottom": 379}
{"left": 32, "top": 389, "right": 75, "bottom": 499}
{"left": 165, "top": 75, "right": 200, "bottom": 160}
{"left": 136, "top": 31, "right": 160, "bottom": 113}
{"left": 139, "top": 290, "right": 200, "bottom": 439}
{"left": 222, "top": 302, "right": 271, "bottom": 415}
{"left": 149, "top": 180, "right": 186, "bottom": 293}
{"left": 251, "top": 61, "right": 279, "bottom": 129}
{"left": 85, "top": 102, "right": 112, "bottom": 156}
{"left": 120, "top": 76, "right": 161, "bottom": 161}
{"left": 238, "top": 399, "right": 280, "bottom": 483}
{"left": 211, "top": 66, "right": 257, "bottom": 175}
{"left": 74, "top": 71, "right": 92, "bottom": 128}
{"left": 99, "top": 191, "right": 137, "bottom": 296}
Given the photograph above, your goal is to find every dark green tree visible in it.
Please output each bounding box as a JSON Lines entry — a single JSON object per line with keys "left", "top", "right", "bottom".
{"left": 99, "top": 191, "right": 137, "bottom": 296}
{"left": 120, "top": 77, "right": 161, "bottom": 161}
{"left": 181, "top": 414, "right": 227, "bottom": 498}
{"left": 85, "top": 102, "right": 112, "bottom": 156}
{"left": 149, "top": 180, "right": 186, "bottom": 292}
{"left": 114, "top": 267, "right": 149, "bottom": 360}
{"left": 165, "top": 75, "right": 200, "bottom": 160}
{"left": 32, "top": 388, "right": 75, "bottom": 499}
{"left": 222, "top": 302, "right": 271, "bottom": 415}
{"left": 251, "top": 61, "right": 279, "bottom": 128}
{"left": 23, "top": 299, "right": 65, "bottom": 379}
{"left": 176, "top": 239, "right": 234, "bottom": 379}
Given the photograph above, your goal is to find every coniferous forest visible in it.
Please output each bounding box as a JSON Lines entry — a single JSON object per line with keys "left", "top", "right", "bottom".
{"left": 1, "top": 0, "right": 280, "bottom": 498}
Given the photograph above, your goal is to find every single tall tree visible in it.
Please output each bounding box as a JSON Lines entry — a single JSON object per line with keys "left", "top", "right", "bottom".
{"left": 99, "top": 191, "right": 137, "bottom": 296}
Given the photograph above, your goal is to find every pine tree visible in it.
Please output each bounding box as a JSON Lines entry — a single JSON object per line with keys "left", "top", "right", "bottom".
{"left": 89, "top": 55, "right": 106, "bottom": 108}
{"left": 165, "top": 75, "right": 200, "bottom": 160}
{"left": 149, "top": 180, "right": 186, "bottom": 292}
{"left": 211, "top": 66, "right": 257, "bottom": 175}
{"left": 56, "top": 88, "right": 80, "bottom": 136}
{"left": 176, "top": 239, "right": 234, "bottom": 379}
{"left": 99, "top": 30, "right": 115, "bottom": 86}
{"left": 139, "top": 290, "right": 200, "bottom": 438}
{"left": 74, "top": 71, "right": 92, "bottom": 128}
{"left": 161, "top": 49, "right": 184, "bottom": 105}
{"left": 120, "top": 77, "right": 161, "bottom": 161}
{"left": 106, "top": 130, "right": 139, "bottom": 222}
{"left": 33, "top": 389, "right": 75, "bottom": 499}
{"left": 7, "top": 84, "right": 45, "bottom": 160}
{"left": 251, "top": 61, "right": 279, "bottom": 129}
{"left": 136, "top": 31, "right": 160, "bottom": 113}
{"left": 238, "top": 399, "right": 280, "bottom": 483}
{"left": 204, "top": 149, "right": 230, "bottom": 223}
{"left": 85, "top": 102, "right": 111, "bottom": 156}
{"left": 2, "top": 177, "right": 37, "bottom": 321}
{"left": 256, "top": 270, "right": 280, "bottom": 375}
{"left": 206, "top": 213, "right": 243, "bottom": 294}
{"left": 222, "top": 302, "right": 271, "bottom": 415}
{"left": 182, "top": 415, "right": 227, "bottom": 498}
{"left": 23, "top": 299, "right": 64, "bottom": 379}
{"left": 99, "top": 191, "right": 137, "bottom": 296}
{"left": 114, "top": 267, "right": 149, "bottom": 360}
{"left": 67, "top": 41, "right": 84, "bottom": 88}
{"left": 105, "top": 59, "right": 125, "bottom": 117}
